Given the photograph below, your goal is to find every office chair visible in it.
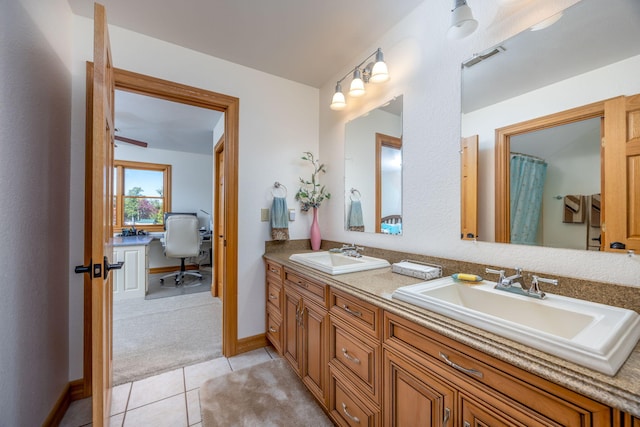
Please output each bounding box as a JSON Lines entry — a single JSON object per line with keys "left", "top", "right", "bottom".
{"left": 160, "top": 213, "right": 203, "bottom": 286}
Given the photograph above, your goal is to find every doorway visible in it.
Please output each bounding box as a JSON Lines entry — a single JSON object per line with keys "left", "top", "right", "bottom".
{"left": 81, "top": 67, "right": 240, "bottom": 397}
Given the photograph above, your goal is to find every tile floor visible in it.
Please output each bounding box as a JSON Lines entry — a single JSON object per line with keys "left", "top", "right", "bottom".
{"left": 61, "top": 347, "right": 279, "bottom": 427}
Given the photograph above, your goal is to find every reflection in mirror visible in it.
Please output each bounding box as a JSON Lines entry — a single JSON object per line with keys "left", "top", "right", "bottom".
{"left": 509, "top": 118, "right": 600, "bottom": 249}
{"left": 460, "top": 0, "right": 640, "bottom": 250}
{"left": 345, "top": 96, "right": 403, "bottom": 234}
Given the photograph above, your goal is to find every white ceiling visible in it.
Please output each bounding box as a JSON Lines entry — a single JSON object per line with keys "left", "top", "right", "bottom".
{"left": 114, "top": 90, "right": 223, "bottom": 155}
{"left": 67, "top": 0, "right": 426, "bottom": 88}
{"left": 68, "top": 0, "right": 426, "bottom": 154}
{"left": 75, "top": 0, "right": 640, "bottom": 154}
{"left": 462, "top": 0, "right": 640, "bottom": 113}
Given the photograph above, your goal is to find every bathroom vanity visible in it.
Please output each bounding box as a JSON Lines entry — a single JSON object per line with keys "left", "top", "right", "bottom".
{"left": 264, "top": 249, "right": 640, "bottom": 426}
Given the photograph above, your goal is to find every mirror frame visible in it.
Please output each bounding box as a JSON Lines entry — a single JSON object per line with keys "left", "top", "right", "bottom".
{"left": 494, "top": 100, "right": 606, "bottom": 243}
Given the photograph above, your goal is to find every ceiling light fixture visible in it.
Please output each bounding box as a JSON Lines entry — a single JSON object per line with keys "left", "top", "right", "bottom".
{"left": 529, "top": 12, "right": 563, "bottom": 31}
{"left": 447, "top": 0, "right": 478, "bottom": 40}
{"left": 330, "top": 47, "right": 390, "bottom": 111}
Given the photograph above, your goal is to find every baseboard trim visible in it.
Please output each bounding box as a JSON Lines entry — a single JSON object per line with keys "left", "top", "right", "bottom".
{"left": 150, "top": 264, "right": 199, "bottom": 274}
{"left": 70, "top": 378, "right": 88, "bottom": 401}
{"left": 43, "top": 382, "right": 72, "bottom": 427}
{"left": 236, "top": 333, "right": 268, "bottom": 354}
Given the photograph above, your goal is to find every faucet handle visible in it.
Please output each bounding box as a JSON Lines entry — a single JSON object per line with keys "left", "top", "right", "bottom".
{"left": 529, "top": 275, "right": 558, "bottom": 297}
{"left": 485, "top": 267, "right": 506, "bottom": 281}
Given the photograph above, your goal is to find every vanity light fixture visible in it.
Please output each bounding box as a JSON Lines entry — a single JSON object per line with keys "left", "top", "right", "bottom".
{"left": 330, "top": 47, "right": 390, "bottom": 111}
{"left": 447, "top": 0, "right": 478, "bottom": 40}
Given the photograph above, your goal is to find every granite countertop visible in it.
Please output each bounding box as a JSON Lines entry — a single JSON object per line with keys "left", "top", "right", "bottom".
{"left": 112, "top": 235, "right": 154, "bottom": 247}
{"left": 264, "top": 249, "right": 640, "bottom": 417}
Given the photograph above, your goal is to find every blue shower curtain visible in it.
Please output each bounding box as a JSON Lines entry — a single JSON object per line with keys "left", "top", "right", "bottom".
{"left": 510, "top": 154, "right": 547, "bottom": 245}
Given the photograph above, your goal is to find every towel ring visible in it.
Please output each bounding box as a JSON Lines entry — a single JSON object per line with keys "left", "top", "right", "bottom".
{"left": 272, "top": 182, "right": 287, "bottom": 198}
{"left": 350, "top": 188, "right": 361, "bottom": 201}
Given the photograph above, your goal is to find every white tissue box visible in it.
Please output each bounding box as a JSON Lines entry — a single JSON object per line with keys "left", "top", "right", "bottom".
{"left": 392, "top": 260, "right": 442, "bottom": 280}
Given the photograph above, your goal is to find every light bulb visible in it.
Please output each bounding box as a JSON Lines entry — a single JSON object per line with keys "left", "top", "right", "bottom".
{"left": 349, "top": 69, "right": 365, "bottom": 97}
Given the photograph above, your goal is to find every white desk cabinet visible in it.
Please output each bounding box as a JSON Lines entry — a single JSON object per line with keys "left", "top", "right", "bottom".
{"left": 112, "top": 244, "right": 149, "bottom": 300}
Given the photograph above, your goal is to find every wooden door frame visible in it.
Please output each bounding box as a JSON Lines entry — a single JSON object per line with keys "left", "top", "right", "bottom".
{"left": 213, "top": 136, "right": 224, "bottom": 298}
{"left": 494, "top": 101, "right": 605, "bottom": 243}
{"left": 375, "top": 132, "right": 402, "bottom": 232}
{"left": 82, "top": 68, "right": 240, "bottom": 395}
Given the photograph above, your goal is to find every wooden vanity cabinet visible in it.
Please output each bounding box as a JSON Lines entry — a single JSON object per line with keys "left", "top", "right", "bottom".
{"left": 329, "top": 288, "right": 383, "bottom": 425}
{"left": 265, "top": 260, "right": 284, "bottom": 353}
{"left": 383, "top": 311, "right": 613, "bottom": 427}
{"left": 384, "top": 347, "right": 456, "bottom": 426}
{"left": 282, "top": 268, "right": 329, "bottom": 408}
{"left": 265, "top": 263, "right": 635, "bottom": 425}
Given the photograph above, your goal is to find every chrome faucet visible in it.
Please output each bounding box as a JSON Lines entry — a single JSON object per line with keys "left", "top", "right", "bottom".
{"left": 485, "top": 267, "right": 557, "bottom": 300}
{"left": 340, "top": 243, "right": 364, "bottom": 258}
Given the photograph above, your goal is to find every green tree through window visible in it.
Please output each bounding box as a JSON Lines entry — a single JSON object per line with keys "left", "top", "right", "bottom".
{"left": 114, "top": 160, "right": 171, "bottom": 232}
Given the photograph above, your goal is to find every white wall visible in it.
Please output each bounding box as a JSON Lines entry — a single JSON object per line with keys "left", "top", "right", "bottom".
{"left": 319, "top": 0, "right": 640, "bottom": 287}
{"left": 69, "top": 16, "right": 319, "bottom": 375}
{"left": 1, "top": 0, "right": 73, "bottom": 424}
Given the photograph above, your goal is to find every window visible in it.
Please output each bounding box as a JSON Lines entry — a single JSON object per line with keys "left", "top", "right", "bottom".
{"left": 114, "top": 160, "right": 172, "bottom": 232}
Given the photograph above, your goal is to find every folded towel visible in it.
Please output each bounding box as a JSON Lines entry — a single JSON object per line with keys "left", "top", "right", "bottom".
{"left": 347, "top": 200, "right": 364, "bottom": 232}
{"left": 563, "top": 195, "right": 585, "bottom": 224}
{"left": 270, "top": 197, "right": 289, "bottom": 241}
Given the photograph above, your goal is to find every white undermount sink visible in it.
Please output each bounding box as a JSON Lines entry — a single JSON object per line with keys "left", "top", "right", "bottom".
{"left": 392, "top": 277, "right": 640, "bottom": 376}
{"left": 289, "top": 251, "right": 390, "bottom": 275}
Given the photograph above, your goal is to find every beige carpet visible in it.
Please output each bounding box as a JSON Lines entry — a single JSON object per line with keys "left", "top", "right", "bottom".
{"left": 200, "top": 358, "right": 333, "bottom": 427}
{"left": 113, "top": 292, "right": 222, "bottom": 385}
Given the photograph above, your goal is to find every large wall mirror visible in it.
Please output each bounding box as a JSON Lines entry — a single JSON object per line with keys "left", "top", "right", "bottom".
{"left": 345, "top": 95, "right": 403, "bottom": 234}
{"left": 461, "top": 0, "right": 640, "bottom": 251}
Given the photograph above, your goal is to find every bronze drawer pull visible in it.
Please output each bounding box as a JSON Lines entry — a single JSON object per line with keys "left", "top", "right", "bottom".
{"left": 269, "top": 293, "right": 277, "bottom": 300}
{"left": 342, "top": 304, "right": 362, "bottom": 317}
{"left": 341, "top": 348, "right": 361, "bottom": 364}
{"left": 270, "top": 267, "right": 278, "bottom": 273}
{"left": 440, "top": 352, "right": 483, "bottom": 378}
{"left": 341, "top": 403, "right": 360, "bottom": 424}
{"left": 443, "top": 407, "right": 451, "bottom": 426}
{"left": 269, "top": 326, "right": 277, "bottom": 333}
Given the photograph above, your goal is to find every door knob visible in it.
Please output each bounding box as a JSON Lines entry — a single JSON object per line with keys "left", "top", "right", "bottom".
{"left": 103, "top": 256, "right": 124, "bottom": 279}
{"left": 74, "top": 260, "right": 92, "bottom": 275}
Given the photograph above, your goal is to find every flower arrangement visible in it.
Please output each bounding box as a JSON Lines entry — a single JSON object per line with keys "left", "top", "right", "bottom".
{"left": 295, "top": 151, "right": 331, "bottom": 211}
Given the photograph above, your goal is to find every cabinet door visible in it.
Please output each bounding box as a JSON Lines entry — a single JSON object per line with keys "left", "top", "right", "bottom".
{"left": 460, "top": 394, "right": 531, "bottom": 427}
{"left": 302, "top": 299, "right": 328, "bottom": 407}
{"left": 283, "top": 287, "right": 302, "bottom": 374}
{"left": 384, "top": 349, "right": 455, "bottom": 427}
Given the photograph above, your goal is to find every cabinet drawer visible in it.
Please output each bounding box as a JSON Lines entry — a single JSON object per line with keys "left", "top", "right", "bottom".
{"left": 384, "top": 311, "right": 611, "bottom": 427}
{"left": 330, "top": 288, "right": 381, "bottom": 338}
{"left": 329, "top": 366, "right": 380, "bottom": 427}
{"left": 265, "top": 260, "right": 283, "bottom": 282}
{"left": 266, "top": 307, "right": 283, "bottom": 354}
{"left": 330, "top": 317, "right": 380, "bottom": 403}
{"left": 266, "top": 278, "right": 282, "bottom": 314}
{"left": 285, "top": 269, "right": 327, "bottom": 306}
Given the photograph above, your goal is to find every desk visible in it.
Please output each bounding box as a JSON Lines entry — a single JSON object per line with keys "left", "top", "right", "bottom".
{"left": 112, "top": 236, "right": 153, "bottom": 300}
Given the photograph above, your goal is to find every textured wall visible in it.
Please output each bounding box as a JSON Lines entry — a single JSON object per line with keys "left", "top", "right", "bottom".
{"left": 0, "top": 0, "right": 72, "bottom": 424}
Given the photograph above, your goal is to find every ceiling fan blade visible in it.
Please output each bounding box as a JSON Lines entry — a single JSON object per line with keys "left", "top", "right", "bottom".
{"left": 115, "top": 135, "right": 148, "bottom": 148}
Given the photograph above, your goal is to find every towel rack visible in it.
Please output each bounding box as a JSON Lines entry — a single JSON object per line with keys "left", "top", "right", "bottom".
{"left": 350, "top": 188, "right": 361, "bottom": 201}
{"left": 272, "top": 182, "right": 287, "bottom": 198}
